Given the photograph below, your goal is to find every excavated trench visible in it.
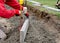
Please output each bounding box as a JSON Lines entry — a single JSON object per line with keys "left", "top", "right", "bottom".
{"left": 0, "top": 5, "right": 60, "bottom": 43}
{"left": 25, "top": 5, "right": 60, "bottom": 43}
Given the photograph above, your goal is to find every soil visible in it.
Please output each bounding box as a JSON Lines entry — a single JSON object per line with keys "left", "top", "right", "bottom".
{"left": 25, "top": 8, "right": 60, "bottom": 43}
{"left": 0, "top": 5, "right": 22, "bottom": 43}
{"left": 0, "top": 4, "right": 60, "bottom": 43}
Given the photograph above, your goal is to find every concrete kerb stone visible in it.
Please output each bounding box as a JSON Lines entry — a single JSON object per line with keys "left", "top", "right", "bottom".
{"left": 20, "top": 19, "right": 29, "bottom": 43}
{"left": 0, "top": 29, "right": 7, "bottom": 40}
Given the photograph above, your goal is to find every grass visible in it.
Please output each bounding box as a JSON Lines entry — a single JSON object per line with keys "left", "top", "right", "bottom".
{"left": 27, "top": 0, "right": 60, "bottom": 19}
{"left": 33, "top": 0, "right": 57, "bottom": 8}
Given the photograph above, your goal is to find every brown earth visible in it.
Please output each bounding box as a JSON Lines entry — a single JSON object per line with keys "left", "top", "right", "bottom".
{"left": 0, "top": 5, "right": 23, "bottom": 43}
{"left": 25, "top": 5, "right": 60, "bottom": 43}
{"left": 0, "top": 4, "right": 60, "bottom": 43}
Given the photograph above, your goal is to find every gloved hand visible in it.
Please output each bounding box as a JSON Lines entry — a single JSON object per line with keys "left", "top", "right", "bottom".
{"left": 23, "top": 7, "right": 29, "bottom": 18}
{"left": 15, "top": 10, "right": 21, "bottom": 16}
{"left": 23, "top": 7, "right": 27, "bottom": 14}
{"left": 24, "top": 12, "right": 29, "bottom": 18}
{"left": 14, "top": 7, "right": 29, "bottom": 18}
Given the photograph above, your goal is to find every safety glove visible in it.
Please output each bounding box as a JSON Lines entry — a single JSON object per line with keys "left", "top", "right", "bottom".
{"left": 23, "top": 7, "right": 29, "bottom": 18}
{"left": 24, "top": 12, "right": 29, "bottom": 18}
{"left": 14, "top": 10, "right": 21, "bottom": 16}
{"left": 14, "top": 7, "right": 29, "bottom": 18}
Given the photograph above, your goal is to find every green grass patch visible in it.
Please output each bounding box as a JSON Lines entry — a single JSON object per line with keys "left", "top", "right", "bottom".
{"left": 27, "top": 1, "right": 60, "bottom": 19}
{"left": 33, "top": 0, "right": 57, "bottom": 8}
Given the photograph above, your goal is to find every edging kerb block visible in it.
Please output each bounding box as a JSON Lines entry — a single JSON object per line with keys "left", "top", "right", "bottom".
{"left": 0, "top": 29, "right": 7, "bottom": 40}
{"left": 20, "top": 19, "right": 29, "bottom": 43}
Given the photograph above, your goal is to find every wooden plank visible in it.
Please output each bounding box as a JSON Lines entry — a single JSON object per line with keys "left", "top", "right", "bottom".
{"left": 20, "top": 19, "right": 29, "bottom": 43}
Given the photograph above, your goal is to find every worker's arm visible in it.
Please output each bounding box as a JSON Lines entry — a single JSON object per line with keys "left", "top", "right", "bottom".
{"left": 5, "top": 0, "right": 29, "bottom": 18}
{"left": 0, "top": 6, "right": 20, "bottom": 19}
{"left": 5, "top": 0, "right": 23, "bottom": 10}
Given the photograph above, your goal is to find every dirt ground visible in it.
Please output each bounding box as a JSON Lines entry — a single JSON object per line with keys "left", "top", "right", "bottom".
{"left": 0, "top": 14, "right": 21, "bottom": 43}
{"left": 25, "top": 10, "right": 60, "bottom": 43}
{"left": 0, "top": 5, "right": 21, "bottom": 43}
{"left": 0, "top": 5, "right": 60, "bottom": 43}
